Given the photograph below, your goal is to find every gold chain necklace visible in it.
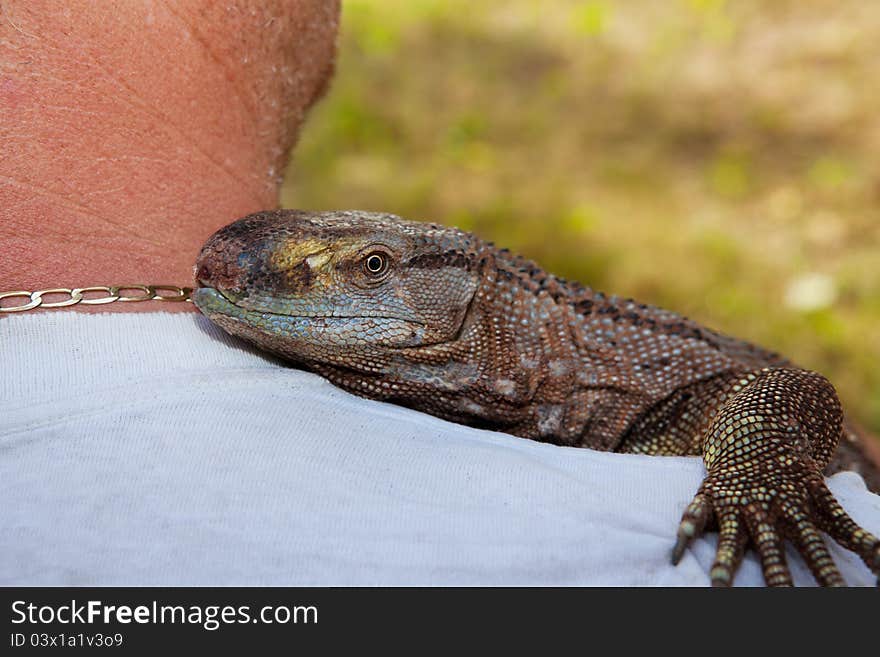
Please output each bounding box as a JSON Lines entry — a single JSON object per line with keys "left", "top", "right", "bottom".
{"left": 0, "top": 285, "right": 193, "bottom": 313}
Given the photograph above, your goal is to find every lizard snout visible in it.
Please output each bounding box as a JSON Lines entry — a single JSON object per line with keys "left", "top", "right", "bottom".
{"left": 193, "top": 229, "right": 257, "bottom": 299}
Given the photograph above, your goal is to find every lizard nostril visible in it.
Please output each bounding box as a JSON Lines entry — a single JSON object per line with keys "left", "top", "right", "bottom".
{"left": 196, "top": 265, "right": 212, "bottom": 285}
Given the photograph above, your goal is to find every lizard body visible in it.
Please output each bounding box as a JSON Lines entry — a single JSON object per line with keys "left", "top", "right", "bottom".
{"left": 193, "top": 209, "right": 880, "bottom": 586}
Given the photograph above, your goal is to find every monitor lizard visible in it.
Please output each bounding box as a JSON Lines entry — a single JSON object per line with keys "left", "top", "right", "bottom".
{"left": 192, "top": 209, "right": 880, "bottom": 587}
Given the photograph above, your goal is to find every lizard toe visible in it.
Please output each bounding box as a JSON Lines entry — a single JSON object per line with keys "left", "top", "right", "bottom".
{"left": 780, "top": 501, "right": 846, "bottom": 587}
{"left": 671, "top": 491, "right": 711, "bottom": 565}
{"left": 709, "top": 511, "right": 748, "bottom": 587}
{"left": 743, "top": 507, "right": 792, "bottom": 587}
{"left": 808, "top": 476, "right": 880, "bottom": 581}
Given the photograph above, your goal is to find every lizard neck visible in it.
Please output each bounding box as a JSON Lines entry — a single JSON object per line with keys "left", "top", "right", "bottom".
{"left": 468, "top": 249, "right": 747, "bottom": 448}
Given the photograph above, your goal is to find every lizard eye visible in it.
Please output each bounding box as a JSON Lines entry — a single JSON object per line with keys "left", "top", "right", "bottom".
{"left": 363, "top": 252, "right": 388, "bottom": 276}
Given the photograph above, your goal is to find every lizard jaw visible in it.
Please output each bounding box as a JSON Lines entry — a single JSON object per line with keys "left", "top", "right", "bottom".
{"left": 191, "top": 286, "right": 429, "bottom": 350}
{"left": 192, "top": 286, "right": 424, "bottom": 325}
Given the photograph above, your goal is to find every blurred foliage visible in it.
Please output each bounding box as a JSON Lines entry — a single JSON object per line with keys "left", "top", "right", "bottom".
{"left": 281, "top": 0, "right": 880, "bottom": 437}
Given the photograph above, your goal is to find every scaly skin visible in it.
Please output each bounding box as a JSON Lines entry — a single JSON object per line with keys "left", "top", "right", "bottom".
{"left": 193, "top": 209, "right": 880, "bottom": 586}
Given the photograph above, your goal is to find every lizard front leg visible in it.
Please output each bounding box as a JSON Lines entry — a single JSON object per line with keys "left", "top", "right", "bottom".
{"left": 671, "top": 368, "right": 880, "bottom": 586}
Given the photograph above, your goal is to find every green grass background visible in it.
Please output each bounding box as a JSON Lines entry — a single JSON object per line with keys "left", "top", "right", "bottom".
{"left": 281, "top": 0, "right": 880, "bottom": 438}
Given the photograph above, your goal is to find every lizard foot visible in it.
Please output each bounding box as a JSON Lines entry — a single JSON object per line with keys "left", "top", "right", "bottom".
{"left": 671, "top": 451, "right": 880, "bottom": 586}
{"left": 671, "top": 368, "right": 880, "bottom": 586}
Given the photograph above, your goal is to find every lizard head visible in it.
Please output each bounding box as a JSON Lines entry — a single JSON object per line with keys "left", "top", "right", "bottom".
{"left": 192, "top": 210, "right": 485, "bottom": 369}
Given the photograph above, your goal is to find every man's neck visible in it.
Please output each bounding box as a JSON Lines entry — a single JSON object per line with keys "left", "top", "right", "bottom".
{"left": 0, "top": 0, "right": 339, "bottom": 311}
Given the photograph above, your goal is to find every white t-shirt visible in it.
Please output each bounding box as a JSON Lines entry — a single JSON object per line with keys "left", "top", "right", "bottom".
{"left": 2, "top": 311, "right": 878, "bottom": 585}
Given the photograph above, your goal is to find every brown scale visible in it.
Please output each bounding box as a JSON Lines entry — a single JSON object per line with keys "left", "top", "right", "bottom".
{"left": 195, "top": 209, "right": 880, "bottom": 587}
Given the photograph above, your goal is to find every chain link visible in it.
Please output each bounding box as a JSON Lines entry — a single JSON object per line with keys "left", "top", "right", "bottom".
{"left": 0, "top": 285, "right": 193, "bottom": 313}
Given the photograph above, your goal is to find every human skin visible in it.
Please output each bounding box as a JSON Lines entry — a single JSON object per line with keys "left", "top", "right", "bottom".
{"left": 0, "top": 0, "right": 340, "bottom": 311}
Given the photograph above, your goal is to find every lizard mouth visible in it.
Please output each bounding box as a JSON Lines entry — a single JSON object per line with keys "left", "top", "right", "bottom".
{"left": 191, "top": 286, "right": 425, "bottom": 326}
